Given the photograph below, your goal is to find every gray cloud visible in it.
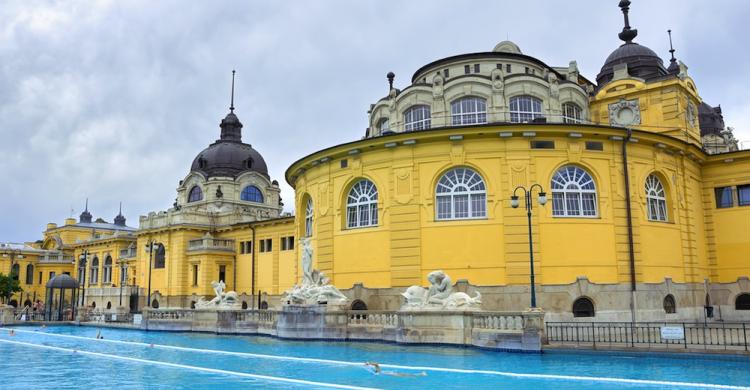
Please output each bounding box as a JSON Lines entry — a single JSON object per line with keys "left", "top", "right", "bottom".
{"left": 2, "top": 0, "right": 749, "bottom": 241}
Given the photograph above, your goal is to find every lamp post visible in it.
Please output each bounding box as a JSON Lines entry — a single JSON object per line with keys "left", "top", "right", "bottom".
{"left": 146, "top": 240, "right": 155, "bottom": 308}
{"left": 79, "top": 250, "right": 88, "bottom": 307}
{"left": 119, "top": 262, "right": 128, "bottom": 307}
{"left": 510, "top": 184, "right": 547, "bottom": 309}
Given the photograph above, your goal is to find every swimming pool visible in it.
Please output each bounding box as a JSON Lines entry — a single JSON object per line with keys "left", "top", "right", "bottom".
{"left": 0, "top": 325, "right": 748, "bottom": 389}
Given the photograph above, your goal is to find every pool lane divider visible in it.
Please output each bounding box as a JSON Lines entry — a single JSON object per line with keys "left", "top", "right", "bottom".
{"left": 0, "top": 338, "right": 380, "bottom": 390}
{"left": 6, "top": 329, "right": 750, "bottom": 390}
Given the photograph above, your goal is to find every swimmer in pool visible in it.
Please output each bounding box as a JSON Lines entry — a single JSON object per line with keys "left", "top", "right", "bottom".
{"left": 364, "top": 362, "right": 427, "bottom": 377}
{"left": 8, "top": 329, "right": 15, "bottom": 336}
{"left": 96, "top": 330, "right": 104, "bottom": 339}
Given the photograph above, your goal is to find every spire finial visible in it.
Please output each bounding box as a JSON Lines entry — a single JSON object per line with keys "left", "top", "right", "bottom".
{"left": 668, "top": 29, "right": 676, "bottom": 62}
{"left": 230, "top": 70, "right": 236, "bottom": 113}
{"left": 119, "top": 201, "right": 122, "bottom": 215}
{"left": 617, "top": 0, "right": 638, "bottom": 43}
{"left": 387, "top": 71, "right": 395, "bottom": 91}
{"left": 85, "top": 198, "right": 88, "bottom": 212}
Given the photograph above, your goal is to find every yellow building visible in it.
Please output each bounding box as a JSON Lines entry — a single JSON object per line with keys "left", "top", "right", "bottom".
{"left": 3, "top": 1, "right": 749, "bottom": 322}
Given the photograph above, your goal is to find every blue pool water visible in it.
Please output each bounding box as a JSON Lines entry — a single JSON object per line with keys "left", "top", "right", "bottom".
{"left": 0, "top": 325, "right": 748, "bottom": 389}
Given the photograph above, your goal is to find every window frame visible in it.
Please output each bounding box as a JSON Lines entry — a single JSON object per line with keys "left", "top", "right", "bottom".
{"left": 450, "top": 97, "right": 487, "bottom": 126}
{"left": 551, "top": 165, "right": 598, "bottom": 218}
{"left": 509, "top": 95, "right": 543, "bottom": 123}
{"left": 715, "top": 186, "right": 734, "bottom": 209}
{"left": 103, "top": 255, "right": 113, "bottom": 284}
{"left": 377, "top": 117, "right": 390, "bottom": 134}
{"left": 241, "top": 185, "right": 264, "bottom": 203}
{"left": 663, "top": 294, "right": 676, "bottom": 314}
{"left": 346, "top": 179, "right": 379, "bottom": 229}
{"left": 403, "top": 105, "right": 431, "bottom": 131}
{"left": 25, "top": 264, "right": 33, "bottom": 285}
{"left": 304, "top": 198, "right": 313, "bottom": 237}
{"left": 645, "top": 174, "right": 668, "bottom": 222}
{"left": 572, "top": 297, "right": 595, "bottom": 318}
{"left": 90, "top": 257, "right": 99, "bottom": 285}
{"left": 737, "top": 184, "right": 750, "bottom": 207}
{"left": 188, "top": 185, "right": 203, "bottom": 203}
{"left": 435, "top": 167, "right": 487, "bottom": 221}
{"left": 562, "top": 102, "right": 582, "bottom": 124}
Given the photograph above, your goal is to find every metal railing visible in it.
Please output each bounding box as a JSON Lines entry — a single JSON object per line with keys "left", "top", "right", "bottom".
{"left": 546, "top": 322, "right": 750, "bottom": 351}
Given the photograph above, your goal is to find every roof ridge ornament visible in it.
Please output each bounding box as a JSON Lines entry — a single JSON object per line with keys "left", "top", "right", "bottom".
{"left": 618, "top": 0, "right": 638, "bottom": 43}
{"left": 230, "top": 69, "right": 236, "bottom": 113}
{"left": 667, "top": 29, "right": 680, "bottom": 74}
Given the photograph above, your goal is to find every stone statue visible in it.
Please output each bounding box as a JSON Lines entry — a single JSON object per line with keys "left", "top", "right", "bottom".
{"left": 194, "top": 280, "right": 241, "bottom": 310}
{"left": 432, "top": 73, "right": 444, "bottom": 98}
{"left": 216, "top": 185, "right": 223, "bottom": 199}
{"left": 283, "top": 238, "right": 347, "bottom": 305}
{"left": 401, "top": 270, "right": 481, "bottom": 310}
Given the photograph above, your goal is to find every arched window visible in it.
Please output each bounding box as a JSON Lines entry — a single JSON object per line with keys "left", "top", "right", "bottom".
{"left": 562, "top": 103, "right": 582, "bottom": 124}
{"left": 304, "top": 197, "right": 314, "bottom": 237}
{"left": 451, "top": 97, "right": 487, "bottom": 125}
{"left": 663, "top": 294, "right": 676, "bottom": 314}
{"left": 260, "top": 301, "right": 269, "bottom": 310}
{"left": 551, "top": 165, "right": 598, "bottom": 217}
{"left": 645, "top": 174, "right": 668, "bottom": 222}
{"left": 188, "top": 186, "right": 203, "bottom": 202}
{"left": 25, "top": 264, "right": 34, "bottom": 285}
{"left": 510, "top": 96, "right": 543, "bottom": 123}
{"left": 404, "top": 105, "right": 431, "bottom": 131}
{"left": 346, "top": 179, "right": 378, "bottom": 228}
{"left": 151, "top": 299, "right": 159, "bottom": 309}
{"left": 90, "top": 257, "right": 99, "bottom": 285}
{"left": 106, "top": 301, "right": 112, "bottom": 310}
{"left": 736, "top": 294, "right": 750, "bottom": 310}
{"left": 103, "top": 255, "right": 113, "bottom": 284}
{"left": 10, "top": 263, "right": 19, "bottom": 281}
{"left": 377, "top": 118, "right": 390, "bottom": 134}
{"left": 78, "top": 257, "right": 86, "bottom": 285}
{"left": 572, "top": 297, "right": 595, "bottom": 317}
{"left": 351, "top": 299, "right": 368, "bottom": 311}
{"left": 154, "top": 244, "right": 166, "bottom": 269}
{"left": 436, "top": 167, "right": 487, "bottom": 220}
{"left": 241, "top": 301, "right": 248, "bottom": 310}
{"left": 241, "top": 185, "right": 264, "bottom": 203}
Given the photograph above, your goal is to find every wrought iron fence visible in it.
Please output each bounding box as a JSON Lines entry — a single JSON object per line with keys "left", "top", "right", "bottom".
{"left": 546, "top": 321, "right": 750, "bottom": 351}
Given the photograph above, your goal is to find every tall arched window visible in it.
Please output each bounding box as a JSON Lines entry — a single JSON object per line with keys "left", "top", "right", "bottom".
{"left": 10, "top": 263, "right": 19, "bottom": 281}
{"left": 25, "top": 264, "right": 33, "bottom": 285}
{"left": 103, "top": 255, "right": 112, "bottom": 284}
{"left": 154, "top": 244, "right": 166, "bottom": 269}
{"left": 562, "top": 103, "right": 582, "bottom": 124}
{"left": 404, "top": 105, "right": 431, "bottom": 131}
{"left": 663, "top": 294, "right": 676, "bottom": 314}
{"left": 436, "top": 167, "right": 487, "bottom": 220}
{"left": 736, "top": 294, "right": 750, "bottom": 310}
{"left": 509, "top": 95, "right": 543, "bottom": 123}
{"left": 451, "top": 97, "right": 487, "bottom": 125}
{"left": 241, "top": 185, "right": 264, "bottom": 203}
{"left": 346, "top": 179, "right": 378, "bottom": 228}
{"left": 551, "top": 165, "right": 598, "bottom": 217}
{"left": 188, "top": 185, "right": 203, "bottom": 202}
{"left": 645, "top": 174, "right": 668, "bottom": 222}
{"left": 78, "top": 257, "right": 86, "bottom": 285}
{"left": 572, "top": 297, "right": 595, "bottom": 317}
{"left": 304, "top": 197, "right": 314, "bottom": 237}
{"left": 90, "top": 257, "right": 99, "bottom": 285}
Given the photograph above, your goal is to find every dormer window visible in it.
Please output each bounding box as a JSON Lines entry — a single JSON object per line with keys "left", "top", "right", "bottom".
{"left": 241, "top": 185, "right": 264, "bottom": 203}
{"left": 245, "top": 159, "right": 253, "bottom": 169}
{"left": 377, "top": 118, "right": 390, "bottom": 134}
{"left": 188, "top": 186, "right": 203, "bottom": 202}
{"left": 198, "top": 157, "right": 207, "bottom": 169}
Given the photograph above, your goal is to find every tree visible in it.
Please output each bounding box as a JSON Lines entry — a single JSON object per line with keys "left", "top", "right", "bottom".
{"left": 0, "top": 273, "right": 22, "bottom": 304}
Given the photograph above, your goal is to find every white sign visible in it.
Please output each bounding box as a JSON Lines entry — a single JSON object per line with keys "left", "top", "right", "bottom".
{"left": 133, "top": 314, "right": 142, "bottom": 325}
{"left": 111, "top": 314, "right": 117, "bottom": 321}
{"left": 661, "top": 326, "right": 684, "bottom": 340}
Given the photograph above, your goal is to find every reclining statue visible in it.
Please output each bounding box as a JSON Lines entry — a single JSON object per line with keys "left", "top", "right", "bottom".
{"left": 283, "top": 237, "right": 348, "bottom": 305}
{"left": 194, "top": 280, "right": 241, "bottom": 310}
{"left": 401, "top": 270, "right": 481, "bottom": 310}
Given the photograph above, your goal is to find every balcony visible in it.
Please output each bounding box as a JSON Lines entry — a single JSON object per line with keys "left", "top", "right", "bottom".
{"left": 119, "top": 248, "right": 136, "bottom": 259}
{"left": 39, "top": 252, "right": 75, "bottom": 264}
{"left": 187, "top": 236, "right": 235, "bottom": 253}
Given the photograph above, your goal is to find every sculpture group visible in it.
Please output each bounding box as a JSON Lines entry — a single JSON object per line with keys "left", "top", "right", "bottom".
{"left": 402, "top": 270, "right": 482, "bottom": 309}
{"left": 283, "top": 237, "right": 348, "bottom": 305}
{"left": 195, "top": 280, "right": 241, "bottom": 310}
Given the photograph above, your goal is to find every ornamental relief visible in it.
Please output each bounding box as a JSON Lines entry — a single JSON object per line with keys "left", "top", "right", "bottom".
{"left": 608, "top": 99, "right": 641, "bottom": 127}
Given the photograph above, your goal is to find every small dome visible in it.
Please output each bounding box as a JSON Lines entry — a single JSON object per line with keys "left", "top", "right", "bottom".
{"left": 191, "top": 141, "right": 269, "bottom": 179}
{"left": 46, "top": 274, "right": 79, "bottom": 289}
{"left": 493, "top": 41, "right": 522, "bottom": 54}
{"left": 597, "top": 42, "right": 667, "bottom": 86}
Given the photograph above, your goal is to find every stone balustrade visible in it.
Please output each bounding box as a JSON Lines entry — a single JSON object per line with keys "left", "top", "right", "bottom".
{"left": 133, "top": 307, "right": 544, "bottom": 352}
{"left": 187, "top": 237, "right": 235, "bottom": 252}
{"left": 39, "top": 252, "right": 75, "bottom": 264}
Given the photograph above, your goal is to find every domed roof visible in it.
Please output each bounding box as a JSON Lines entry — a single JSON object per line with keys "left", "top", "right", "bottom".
{"left": 190, "top": 111, "right": 269, "bottom": 179}
{"left": 597, "top": 43, "right": 667, "bottom": 85}
{"left": 46, "top": 273, "right": 79, "bottom": 289}
{"left": 493, "top": 41, "right": 522, "bottom": 54}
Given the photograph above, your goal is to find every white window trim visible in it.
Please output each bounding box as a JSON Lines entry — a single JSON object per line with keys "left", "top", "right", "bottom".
{"left": 404, "top": 105, "right": 431, "bottom": 131}
{"left": 562, "top": 102, "right": 582, "bottom": 124}
{"left": 346, "top": 180, "right": 378, "bottom": 229}
{"left": 645, "top": 174, "right": 668, "bottom": 222}
{"left": 551, "top": 166, "right": 598, "bottom": 218}
{"left": 509, "top": 95, "right": 543, "bottom": 123}
{"left": 451, "top": 97, "right": 487, "bottom": 125}
{"left": 304, "top": 198, "right": 314, "bottom": 237}
{"left": 435, "top": 168, "right": 487, "bottom": 221}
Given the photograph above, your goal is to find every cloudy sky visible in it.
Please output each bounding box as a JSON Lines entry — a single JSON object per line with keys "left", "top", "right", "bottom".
{"left": 1, "top": 0, "right": 749, "bottom": 242}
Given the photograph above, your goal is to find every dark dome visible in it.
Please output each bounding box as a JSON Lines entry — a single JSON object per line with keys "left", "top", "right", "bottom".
{"left": 191, "top": 141, "right": 269, "bottom": 178}
{"left": 597, "top": 43, "right": 667, "bottom": 86}
{"left": 699, "top": 102, "right": 725, "bottom": 137}
{"left": 190, "top": 111, "right": 269, "bottom": 179}
{"left": 46, "top": 273, "right": 79, "bottom": 289}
